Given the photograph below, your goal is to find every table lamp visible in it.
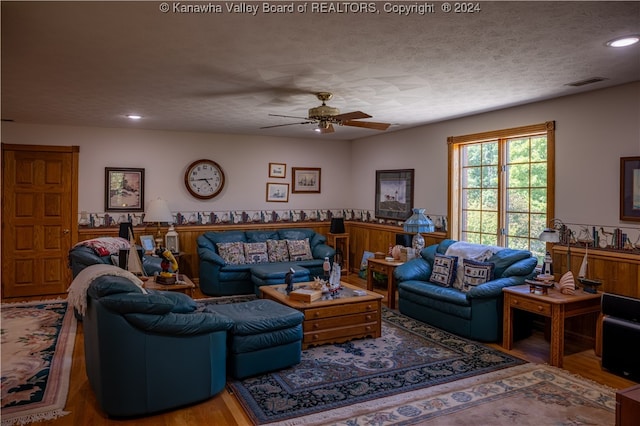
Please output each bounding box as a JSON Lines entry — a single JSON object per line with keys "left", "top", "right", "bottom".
{"left": 538, "top": 218, "right": 570, "bottom": 275}
{"left": 143, "top": 197, "right": 173, "bottom": 249}
{"left": 403, "top": 208, "right": 434, "bottom": 251}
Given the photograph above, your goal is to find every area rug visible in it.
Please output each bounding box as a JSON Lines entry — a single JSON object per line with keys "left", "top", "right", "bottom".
{"left": 277, "top": 363, "right": 616, "bottom": 426}
{"left": 226, "top": 307, "right": 526, "bottom": 425}
{"left": 1, "top": 300, "right": 77, "bottom": 426}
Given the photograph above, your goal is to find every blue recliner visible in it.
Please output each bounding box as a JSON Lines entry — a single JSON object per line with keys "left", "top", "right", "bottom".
{"left": 83, "top": 276, "right": 233, "bottom": 417}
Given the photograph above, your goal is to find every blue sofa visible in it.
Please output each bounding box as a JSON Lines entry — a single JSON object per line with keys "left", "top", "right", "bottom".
{"left": 83, "top": 275, "right": 233, "bottom": 417}
{"left": 68, "top": 239, "right": 162, "bottom": 278}
{"left": 197, "top": 228, "right": 335, "bottom": 296}
{"left": 395, "top": 239, "right": 537, "bottom": 342}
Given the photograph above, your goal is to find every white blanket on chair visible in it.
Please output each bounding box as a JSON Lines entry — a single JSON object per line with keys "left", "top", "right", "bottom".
{"left": 67, "top": 264, "right": 146, "bottom": 316}
{"left": 445, "top": 241, "right": 504, "bottom": 289}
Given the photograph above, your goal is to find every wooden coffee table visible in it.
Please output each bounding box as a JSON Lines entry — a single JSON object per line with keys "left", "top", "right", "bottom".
{"left": 143, "top": 274, "right": 196, "bottom": 296}
{"left": 260, "top": 282, "right": 383, "bottom": 349}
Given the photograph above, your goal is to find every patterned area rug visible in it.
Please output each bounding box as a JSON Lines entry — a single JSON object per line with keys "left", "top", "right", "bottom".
{"left": 226, "top": 308, "right": 526, "bottom": 425}
{"left": 280, "top": 363, "right": 616, "bottom": 426}
{"left": 1, "top": 300, "right": 77, "bottom": 426}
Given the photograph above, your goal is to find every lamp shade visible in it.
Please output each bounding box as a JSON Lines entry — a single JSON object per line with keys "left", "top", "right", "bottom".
{"left": 330, "top": 217, "right": 345, "bottom": 234}
{"left": 144, "top": 198, "right": 173, "bottom": 223}
{"left": 538, "top": 228, "right": 560, "bottom": 243}
{"left": 403, "top": 208, "right": 435, "bottom": 233}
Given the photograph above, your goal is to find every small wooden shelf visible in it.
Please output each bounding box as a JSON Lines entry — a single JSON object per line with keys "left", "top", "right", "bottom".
{"left": 328, "top": 233, "right": 350, "bottom": 275}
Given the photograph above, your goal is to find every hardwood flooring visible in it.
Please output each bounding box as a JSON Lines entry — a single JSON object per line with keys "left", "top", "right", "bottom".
{"left": 13, "top": 275, "right": 637, "bottom": 426}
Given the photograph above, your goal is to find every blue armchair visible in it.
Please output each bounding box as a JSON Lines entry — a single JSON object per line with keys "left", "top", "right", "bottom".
{"left": 83, "top": 275, "right": 233, "bottom": 417}
{"left": 395, "top": 239, "right": 537, "bottom": 342}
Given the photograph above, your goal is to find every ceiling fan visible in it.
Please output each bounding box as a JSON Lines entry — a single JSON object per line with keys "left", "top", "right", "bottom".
{"left": 261, "top": 92, "right": 391, "bottom": 134}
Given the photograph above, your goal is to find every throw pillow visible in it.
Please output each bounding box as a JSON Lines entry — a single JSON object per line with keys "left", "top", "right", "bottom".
{"left": 266, "top": 239, "right": 290, "bottom": 262}
{"left": 429, "top": 254, "right": 458, "bottom": 287}
{"left": 461, "top": 259, "right": 495, "bottom": 293}
{"left": 243, "top": 242, "right": 269, "bottom": 264}
{"left": 216, "top": 242, "right": 246, "bottom": 265}
{"left": 286, "top": 238, "right": 313, "bottom": 261}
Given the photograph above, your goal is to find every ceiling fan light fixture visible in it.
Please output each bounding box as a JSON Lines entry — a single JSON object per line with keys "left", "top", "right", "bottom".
{"left": 308, "top": 104, "right": 340, "bottom": 119}
{"left": 605, "top": 35, "right": 640, "bottom": 47}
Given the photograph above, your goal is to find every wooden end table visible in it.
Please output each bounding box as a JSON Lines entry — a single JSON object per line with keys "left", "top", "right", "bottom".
{"left": 260, "top": 282, "right": 383, "bottom": 349}
{"left": 366, "top": 257, "right": 404, "bottom": 309}
{"left": 617, "top": 384, "right": 640, "bottom": 426}
{"left": 143, "top": 274, "right": 196, "bottom": 296}
{"left": 502, "top": 284, "right": 601, "bottom": 368}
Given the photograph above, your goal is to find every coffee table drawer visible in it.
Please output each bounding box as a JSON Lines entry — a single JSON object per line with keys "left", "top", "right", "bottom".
{"left": 304, "top": 311, "right": 378, "bottom": 332}
{"left": 509, "top": 296, "right": 551, "bottom": 316}
{"left": 305, "top": 301, "right": 378, "bottom": 320}
{"left": 305, "top": 322, "right": 379, "bottom": 345}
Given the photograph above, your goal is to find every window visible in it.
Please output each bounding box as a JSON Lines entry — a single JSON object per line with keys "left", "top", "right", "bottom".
{"left": 448, "top": 122, "right": 555, "bottom": 262}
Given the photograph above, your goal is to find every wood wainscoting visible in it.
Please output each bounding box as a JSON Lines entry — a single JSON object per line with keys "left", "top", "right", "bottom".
{"left": 77, "top": 222, "right": 447, "bottom": 282}
{"left": 552, "top": 245, "right": 640, "bottom": 299}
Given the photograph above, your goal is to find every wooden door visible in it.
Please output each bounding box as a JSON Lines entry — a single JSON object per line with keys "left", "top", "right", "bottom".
{"left": 2, "top": 144, "right": 79, "bottom": 298}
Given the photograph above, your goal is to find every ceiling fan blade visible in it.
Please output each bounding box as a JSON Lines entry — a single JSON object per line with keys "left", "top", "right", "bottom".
{"left": 342, "top": 120, "right": 391, "bottom": 131}
{"left": 269, "top": 113, "right": 312, "bottom": 120}
{"left": 332, "top": 111, "right": 371, "bottom": 121}
{"left": 260, "top": 121, "right": 314, "bottom": 129}
{"left": 319, "top": 123, "right": 335, "bottom": 134}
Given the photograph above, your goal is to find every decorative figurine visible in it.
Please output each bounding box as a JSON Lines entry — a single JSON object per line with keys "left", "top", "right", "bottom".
{"left": 285, "top": 267, "right": 295, "bottom": 294}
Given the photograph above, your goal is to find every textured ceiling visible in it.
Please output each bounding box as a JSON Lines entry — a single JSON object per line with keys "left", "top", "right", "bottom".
{"left": 2, "top": 1, "right": 639, "bottom": 140}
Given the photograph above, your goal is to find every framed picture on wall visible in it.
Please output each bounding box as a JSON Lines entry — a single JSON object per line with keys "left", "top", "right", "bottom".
{"left": 266, "top": 183, "right": 289, "bottom": 202}
{"left": 269, "top": 162, "right": 286, "bottom": 178}
{"left": 620, "top": 156, "right": 640, "bottom": 222}
{"left": 375, "top": 169, "right": 414, "bottom": 220}
{"left": 105, "top": 167, "right": 145, "bottom": 212}
{"left": 292, "top": 167, "right": 321, "bottom": 193}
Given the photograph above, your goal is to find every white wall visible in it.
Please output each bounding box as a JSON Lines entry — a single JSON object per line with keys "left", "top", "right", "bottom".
{"left": 1, "top": 125, "right": 353, "bottom": 215}
{"left": 2, "top": 82, "right": 639, "bottom": 237}
{"left": 351, "top": 82, "right": 640, "bottom": 235}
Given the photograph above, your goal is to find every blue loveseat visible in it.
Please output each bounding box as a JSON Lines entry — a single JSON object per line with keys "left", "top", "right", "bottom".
{"left": 395, "top": 239, "right": 537, "bottom": 342}
{"left": 197, "top": 228, "right": 335, "bottom": 296}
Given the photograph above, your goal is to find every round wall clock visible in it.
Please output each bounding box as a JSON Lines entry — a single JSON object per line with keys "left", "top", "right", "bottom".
{"left": 184, "top": 159, "right": 225, "bottom": 199}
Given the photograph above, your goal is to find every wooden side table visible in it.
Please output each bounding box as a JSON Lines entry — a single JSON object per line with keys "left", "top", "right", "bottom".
{"left": 143, "top": 274, "right": 196, "bottom": 296}
{"left": 502, "top": 284, "right": 601, "bottom": 368}
{"left": 616, "top": 384, "right": 640, "bottom": 426}
{"left": 366, "top": 257, "right": 404, "bottom": 309}
{"left": 327, "top": 233, "right": 350, "bottom": 275}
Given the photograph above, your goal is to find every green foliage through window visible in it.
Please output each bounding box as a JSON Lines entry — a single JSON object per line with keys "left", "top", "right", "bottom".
{"left": 450, "top": 123, "right": 555, "bottom": 263}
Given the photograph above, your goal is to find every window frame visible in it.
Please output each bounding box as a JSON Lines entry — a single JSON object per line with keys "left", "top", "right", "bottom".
{"left": 447, "top": 121, "right": 555, "bottom": 254}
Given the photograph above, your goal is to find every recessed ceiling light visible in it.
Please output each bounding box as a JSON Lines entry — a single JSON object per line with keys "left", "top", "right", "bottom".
{"left": 606, "top": 35, "right": 640, "bottom": 48}
{"left": 126, "top": 114, "right": 142, "bottom": 120}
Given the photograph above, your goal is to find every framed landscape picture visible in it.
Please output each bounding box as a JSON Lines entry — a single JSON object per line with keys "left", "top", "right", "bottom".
{"left": 292, "top": 167, "right": 321, "bottom": 193}
{"left": 375, "top": 169, "right": 414, "bottom": 220}
{"left": 105, "top": 167, "right": 144, "bottom": 212}
{"left": 620, "top": 156, "right": 640, "bottom": 222}
{"left": 266, "top": 183, "right": 289, "bottom": 202}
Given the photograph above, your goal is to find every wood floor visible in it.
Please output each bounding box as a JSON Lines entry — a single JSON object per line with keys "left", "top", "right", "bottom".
{"left": 17, "top": 275, "right": 638, "bottom": 426}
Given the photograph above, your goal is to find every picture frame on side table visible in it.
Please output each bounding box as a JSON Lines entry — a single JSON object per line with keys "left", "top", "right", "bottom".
{"left": 105, "top": 167, "right": 145, "bottom": 212}
{"left": 269, "top": 162, "right": 286, "bottom": 178}
{"left": 266, "top": 183, "right": 289, "bottom": 202}
{"left": 620, "top": 156, "right": 640, "bottom": 222}
{"left": 292, "top": 167, "right": 321, "bottom": 193}
{"left": 139, "top": 235, "right": 155, "bottom": 253}
{"left": 375, "top": 169, "right": 415, "bottom": 220}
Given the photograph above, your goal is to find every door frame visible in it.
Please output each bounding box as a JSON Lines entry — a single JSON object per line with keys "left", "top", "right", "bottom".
{"left": 1, "top": 143, "right": 80, "bottom": 299}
